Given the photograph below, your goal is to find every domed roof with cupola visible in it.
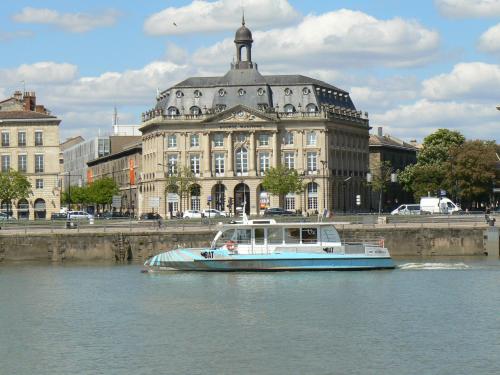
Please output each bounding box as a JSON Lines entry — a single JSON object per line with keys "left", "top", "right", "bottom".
{"left": 235, "top": 15, "right": 253, "bottom": 42}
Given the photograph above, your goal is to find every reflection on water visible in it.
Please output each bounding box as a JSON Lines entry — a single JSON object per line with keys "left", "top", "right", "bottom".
{"left": 1, "top": 258, "right": 499, "bottom": 375}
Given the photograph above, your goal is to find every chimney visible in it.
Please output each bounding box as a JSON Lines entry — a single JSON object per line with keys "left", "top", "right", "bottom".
{"left": 377, "top": 127, "right": 383, "bottom": 137}
{"left": 23, "top": 91, "right": 36, "bottom": 111}
{"left": 13, "top": 91, "right": 23, "bottom": 100}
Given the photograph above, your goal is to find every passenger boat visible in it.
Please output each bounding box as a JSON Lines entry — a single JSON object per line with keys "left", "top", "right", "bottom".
{"left": 144, "top": 215, "right": 394, "bottom": 271}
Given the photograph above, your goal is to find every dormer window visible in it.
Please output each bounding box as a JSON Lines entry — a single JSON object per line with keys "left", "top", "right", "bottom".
{"left": 218, "top": 89, "right": 226, "bottom": 97}
{"left": 175, "top": 90, "right": 183, "bottom": 98}
{"left": 194, "top": 90, "right": 202, "bottom": 98}
{"left": 190, "top": 106, "right": 201, "bottom": 115}
{"left": 238, "top": 88, "right": 246, "bottom": 96}
{"left": 283, "top": 104, "right": 295, "bottom": 113}
{"left": 167, "top": 106, "right": 179, "bottom": 116}
{"left": 257, "top": 88, "right": 265, "bottom": 96}
{"left": 302, "top": 87, "right": 310, "bottom": 95}
{"left": 284, "top": 88, "right": 292, "bottom": 96}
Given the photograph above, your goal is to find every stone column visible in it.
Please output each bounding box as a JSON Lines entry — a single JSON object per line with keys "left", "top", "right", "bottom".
{"left": 297, "top": 130, "right": 304, "bottom": 173}
{"left": 227, "top": 132, "right": 233, "bottom": 176}
{"left": 249, "top": 131, "right": 256, "bottom": 174}
{"left": 272, "top": 131, "right": 279, "bottom": 167}
{"left": 203, "top": 132, "right": 211, "bottom": 176}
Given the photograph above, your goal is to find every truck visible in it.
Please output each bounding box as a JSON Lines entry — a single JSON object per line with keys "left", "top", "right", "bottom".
{"left": 419, "top": 197, "right": 461, "bottom": 214}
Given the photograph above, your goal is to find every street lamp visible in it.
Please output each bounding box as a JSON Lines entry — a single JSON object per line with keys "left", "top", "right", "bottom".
{"left": 343, "top": 176, "right": 352, "bottom": 214}
{"left": 320, "top": 160, "right": 328, "bottom": 211}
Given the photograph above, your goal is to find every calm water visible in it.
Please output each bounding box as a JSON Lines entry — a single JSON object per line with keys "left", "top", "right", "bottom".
{"left": 1, "top": 258, "right": 499, "bottom": 375}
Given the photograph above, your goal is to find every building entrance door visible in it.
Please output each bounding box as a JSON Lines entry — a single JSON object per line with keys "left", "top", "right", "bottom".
{"left": 234, "top": 183, "right": 250, "bottom": 215}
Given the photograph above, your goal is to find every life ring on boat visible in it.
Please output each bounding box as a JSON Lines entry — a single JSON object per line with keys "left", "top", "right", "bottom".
{"left": 378, "top": 239, "right": 385, "bottom": 248}
{"left": 225, "top": 240, "right": 236, "bottom": 251}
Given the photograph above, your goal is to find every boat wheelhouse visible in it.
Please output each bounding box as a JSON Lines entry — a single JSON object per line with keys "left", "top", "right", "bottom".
{"left": 145, "top": 219, "right": 394, "bottom": 271}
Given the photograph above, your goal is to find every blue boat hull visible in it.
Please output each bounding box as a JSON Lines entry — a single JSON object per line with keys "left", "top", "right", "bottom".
{"left": 146, "top": 250, "right": 395, "bottom": 271}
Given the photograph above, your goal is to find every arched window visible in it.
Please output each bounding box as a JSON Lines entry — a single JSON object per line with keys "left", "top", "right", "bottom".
{"left": 283, "top": 104, "right": 295, "bottom": 113}
{"left": 307, "top": 182, "right": 318, "bottom": 210}
{"left": 167, "top": 106, "right": 179, "bottom": 116}
{"left": 34, "top": 198, "right": 46, "bottom": 220}
{"left": 306, "top": 103, "right": 318, "bottom": 113}
{"left": 235, "top": 147, "right": 248, "bottom": 175}
{"left": 17, "top": 199, "right": 29, "bottom": 220}
{"left": 190, "top": 106, "right": 201, "bottom": 115}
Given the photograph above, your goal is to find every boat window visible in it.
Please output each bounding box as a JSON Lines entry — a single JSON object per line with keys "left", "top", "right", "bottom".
{"left": 214, "top": 229, "right": 237, "bottom": 248}
{"left": 236, "top": 229, "right": 252, "bottom": 244}
{"left": 284, "top": 228, "right": 300, "bottom": 244}
{"left": 254, "top": 228, "right": 265, "bottom": 245}
{"left": 268, "top": 227, "right": 283, "bottom": 244}
{"left": 301, "top": 228, "right": 318, "bottom": 244}
{"left": 320, "top": 226, "right": 341, "bottom": 243}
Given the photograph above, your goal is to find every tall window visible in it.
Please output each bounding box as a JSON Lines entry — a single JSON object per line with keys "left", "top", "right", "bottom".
{"left": 18, "top": 155, "right": 27, "bottom": 172}
{"left": 307, "top": 182, "right": 318, "bottom": 210}
{"left": 35, "top": 155, "right": 44, "bottom": 173}
{"left": 306, "top": 131, "right": 317, "bottom": 146}
{"left": 167, "top": 155, "right": 177, "bottom": 174}
{"left": 213, "top": 133, "right": 224, "bottom": 147}
{"left": 190, "top": 185, "right": 201, "bottom": 211}
{"left": 259, "top": 133, "right": 269, "bottom": 146}
{"left": 215, "top": 153, "right": 225, "bottom": 175}
{"left": 236, "top": 133, "right": 246, "bottom": 143}
{"left": 1, "top": 155, "right": 10, "bottom": 172}
{"left": 1, "top": 132, "right": 10, "bottom": 147}
{"left": 259, "top": 152, "right": 270, "bottom": 174}
{"left": 36, "top": 179, "right": 44, "bottom": 189}
{"left": 167, "top": 134, "right": 177, "bottom": 148}
{"left": 235, "top": 147, "right": 248, "bottom": 175}
{"left": 307, "top": 152, "right": 317, "bottom": 172}
{"left": 283, "top": 131, "right": 294, "bottom": 145}
{"left": 190, "top": 154, "right": 200, "bottom": 175}
{"left": 190, "top": 134, "right": 199, "bottom": 147}
{"left": 285, "top": 193, "right": 295, "bottom": 211}
{"left": 35, "top": 131, "right": 43, "bottom": 146}
{"left": 284, "top": 152, "right": 295, "bottom": 170}
{"left": 18, "top": 131, "right": 26, "bottom": 147}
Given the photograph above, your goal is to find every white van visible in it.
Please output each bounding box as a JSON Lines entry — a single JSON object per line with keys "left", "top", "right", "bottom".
{"left": 419, "top": 197, "right": 461, "bottom": 214}
{"left": 391, "top": 204, "right": 421, "bottom": 215}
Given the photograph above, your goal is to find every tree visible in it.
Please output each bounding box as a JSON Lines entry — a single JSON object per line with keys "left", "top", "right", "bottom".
{"left": 0, "top": 169, "right": 32, "bottom": 215}
{"left": 262, "top": 165, "right": 304, "bottom": 205}
{"left": 370, "top": 160, "right": 394, "bottom": 215}
{"left": 88, "top": 177, "right": 119, "bottom": 211}
{"left": 417, "top": 129, "right": 465, "bottom": 164}
{"left": 165, "top": 166, "right": 196, "bottom": 212}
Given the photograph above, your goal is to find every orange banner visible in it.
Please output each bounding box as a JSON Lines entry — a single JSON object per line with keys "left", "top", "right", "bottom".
{"left": 87, "top": 169, "right": 93, "bottom": 184}
{"left": 129, "top": 159, "right": 135, "bottom": 185}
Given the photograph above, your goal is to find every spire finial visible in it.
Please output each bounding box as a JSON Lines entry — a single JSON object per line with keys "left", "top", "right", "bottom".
{"left": 242, "top": 10, "right": 245, "bottom": 26}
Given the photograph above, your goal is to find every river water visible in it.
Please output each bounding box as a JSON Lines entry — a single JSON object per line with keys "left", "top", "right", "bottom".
{"left": 1, "top": 258, "right": 499, "bottom": 375}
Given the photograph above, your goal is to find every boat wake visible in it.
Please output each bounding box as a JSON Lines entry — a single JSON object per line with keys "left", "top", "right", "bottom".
{"left": 398, "top": 262, "right": 471, "bottom": 270}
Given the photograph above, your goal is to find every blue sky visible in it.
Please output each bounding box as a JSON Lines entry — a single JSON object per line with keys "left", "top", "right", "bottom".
{"left": 1, "top": 0, "right": 499, "bottom": 141}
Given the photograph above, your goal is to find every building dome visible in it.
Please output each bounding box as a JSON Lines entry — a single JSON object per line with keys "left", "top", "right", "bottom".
{"left": 234, "top": 18, "right": 253, "bottom": 43}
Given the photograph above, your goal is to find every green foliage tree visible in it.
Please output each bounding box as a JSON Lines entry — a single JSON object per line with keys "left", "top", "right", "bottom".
{"left": 0, "top": 169, "right": 32, "bottom": 215}
{"left": 448, "top": 140, "right": 498, "bottom": 204}
{"left": 370, "top": 160, "right": 394, "bottom": 215}
{"left": 88, "top": 177, "right": 119, "bottom": 210}
{"left": 417, "top": 129, "right": 465, "bottom": 164}
{"left": 262, "top": 165, "right": 304, "bottom": 206}
{"left": 165, "top": 166, "right": 196, "bottom": 212}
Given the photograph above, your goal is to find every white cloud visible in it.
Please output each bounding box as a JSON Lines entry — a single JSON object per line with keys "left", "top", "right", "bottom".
{"left": 144, "top": 0, "right": 299, "bottom": 35}
{"left": 478, "top": 23, "right": 500, "bottom": 53}
{"left": 421, "top": 62, "right": 500, "bottom": 100}
{"left": 0, "top": 62, "right": 78, "bottom": 85}
{"left": 436, "top": 0, "right": 500, "bottom": 18}
{"left": 12, "top": 7, "right": 120, "bottom": 33}
{"left": 372, "top": 99, "right": 500, "bottom": 140}
{"left": 193, "top": 9, "right": 440, "bottom": 69}
{"left": 0, "top": 29, "right": 33, "bottom": 42}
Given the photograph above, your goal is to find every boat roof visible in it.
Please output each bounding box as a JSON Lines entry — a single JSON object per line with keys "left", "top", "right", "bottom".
{"left": 218, "top": 221, "right": 350, "bottom": 229}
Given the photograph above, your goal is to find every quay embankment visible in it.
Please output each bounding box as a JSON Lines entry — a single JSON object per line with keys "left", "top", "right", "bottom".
{"left": 0, "top": 222, "right": 491, "bottom": 262}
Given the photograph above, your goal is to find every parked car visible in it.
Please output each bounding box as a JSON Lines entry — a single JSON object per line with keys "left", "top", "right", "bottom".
{"left": 183, "top": 210, "right": 203, "bottom": 219}
{"left": 0, "top": 212, "right": 14, "bottom": 220}
{"left": 139, "top": 212, "right": 162, "bottom": 220}
{"left": 202, "top": 209, "right": 227, "bottom": 217}
{"left": 263, "top": 208, "right": 297, "bottom": 216}
{"left": 51, "top": 212, "right": 68, "bottom": 220}
{"left": 102, "top": 211, "right": 131, "bottom": 220}
{"left": 390, "top": 204, "right": 421, "bottom": 215}
{"left": 67, "top": 211, "right": 94, "bottom": 220}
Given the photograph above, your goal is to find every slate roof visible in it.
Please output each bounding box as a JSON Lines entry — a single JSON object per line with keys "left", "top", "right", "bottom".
{"left": 0, "top": 111, "right": 57, "bottom": 120}
{"left": 369, "top": 134, "right": 418, "bottom": 151}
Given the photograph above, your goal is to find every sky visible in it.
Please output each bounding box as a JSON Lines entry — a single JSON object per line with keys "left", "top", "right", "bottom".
{"left": 1, "top": 0, "right": 499, "bottom": 142}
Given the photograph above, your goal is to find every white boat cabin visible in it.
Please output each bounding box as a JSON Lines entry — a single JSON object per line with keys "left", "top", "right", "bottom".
{"left": 211, "top": 219, "right": 345, "bottom": 255}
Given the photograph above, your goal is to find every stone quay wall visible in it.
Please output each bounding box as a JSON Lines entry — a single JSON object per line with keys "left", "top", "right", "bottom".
{"left": 0, "top": 226, "right": 487, "bottom": 263}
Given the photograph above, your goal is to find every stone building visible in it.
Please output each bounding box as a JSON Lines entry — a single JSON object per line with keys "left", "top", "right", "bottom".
{"left": 139, "top": 19, "right": 370, "bottom": 216}
{"left": 0, "top": 91, "right": 61, "bottom": 219}
{"left": 87, "top": 141, "right": 142, "bottom": 216}
{"left": 369, "top": 127, "right": 418, "bottom": 211}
